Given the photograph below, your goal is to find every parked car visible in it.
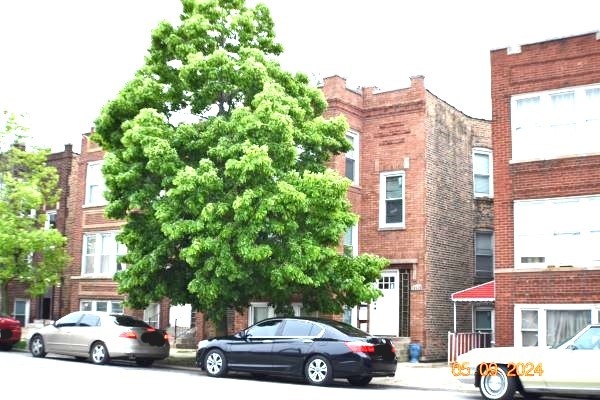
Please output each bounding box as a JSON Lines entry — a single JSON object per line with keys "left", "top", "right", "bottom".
{"left": 454, "top": 324, "right": 600, "bottom": 400}
{"left": 28, "top": 311, "right": 169, "bottom": 366}
{"left": 196, "top": 317, "right": 397, "bottom": 386}
{"left": 0, "top": 314, "right": 22, "bottom": 351}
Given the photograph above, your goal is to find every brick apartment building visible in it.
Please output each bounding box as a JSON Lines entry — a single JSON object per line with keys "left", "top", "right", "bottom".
{"left": 491, "top": 32, "right": 600, "bottom": 348}
{"left": 5, "top": 144, "right": 78, "bottom": 325}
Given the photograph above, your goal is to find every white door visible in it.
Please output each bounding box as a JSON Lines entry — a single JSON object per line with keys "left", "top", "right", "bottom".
{"left": 369, "top": 270, "right": 399, "bottom": 336}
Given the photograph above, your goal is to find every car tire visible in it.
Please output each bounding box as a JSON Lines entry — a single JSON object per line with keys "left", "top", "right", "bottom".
{"left": 90, "top": 341, "right": 110, "bottom": 365}
{"left": 479, "top": 364, "right": 518, "bottom": 400}
{"left": 305, "top": 355, "right": 333, "bottom": 386}
{"left": 204, "top": 349, "right": 227, "bottom": 377}
{"left": 135, "top": 358, "right": 154, "bottom": 367}
{"left": 347, "top": 376, "right": 372, "bottom": 386}
{"left": 29, "top": 335, "right": 47, "bottom": 358}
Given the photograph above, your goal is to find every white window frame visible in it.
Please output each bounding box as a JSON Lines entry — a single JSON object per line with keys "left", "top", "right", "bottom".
{"left": 514, "top": 303, "right": 600, "bottom": 347}
{"left": 248, "top": 302, "right": 305, "bottom": 326}
{"left": 379, "top": 170, "right": 406, "bottom": 229}
{"left": 45, "top": 210, "right": 57, "bottom": 230}
{"left": 13, "top": 298, "right": 30, "bottom": 326}
{"left": 343, "top": 224, "right": 359, "bottom": 257}
{"left": 514, "top": 195, "right": 600, "bottom": 269}
{"left": 80, "top": 299, "right": 124, "bottom": 314}
{"left": 84, "top": 161, "right": 107, "bottom": 207}
{"left": 81, "top": 231, "right": 126, "bottom": 277}
{"left": 345, "top": 130, "right": 359, "bottom": 186}
{"left": 472, "top": 148, "right": 493, "bottom": 198}
{"left": 510, "top": 83, "right": 600, "bottom": 162}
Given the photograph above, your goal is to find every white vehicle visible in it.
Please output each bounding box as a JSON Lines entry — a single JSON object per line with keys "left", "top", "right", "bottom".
{"left": 454, "top": 324, "right": 600, "bottom": 400}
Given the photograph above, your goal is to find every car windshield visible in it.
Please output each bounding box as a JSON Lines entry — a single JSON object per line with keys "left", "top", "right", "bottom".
{"left": 324, "top": 320, "right": 369, "bottom": 338}
{"left": 112, "top": 315, "right": 150, "bottom": 328}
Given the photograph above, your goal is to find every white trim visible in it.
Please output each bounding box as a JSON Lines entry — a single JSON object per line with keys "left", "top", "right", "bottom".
{"left": 80, "top": 299, "right": 124, "bottom": 314}
{"left": 81, "top": 231, "right": 126, "bottom": 277}
{"left": 472, "top": 147, "right": 493, "bottom": 198}
{"left": 44, "top": 210, "right": 57, "bottom": 230}
{"left": 343, "top": 224, "right": 359, "bottom": 256}
{"left": 379, "top": 170, "right": 406, "bottom": 229}
{"left": 514, "top": 303, "right": 600, "bottom": 347}
{"left": 345, "top": 130, "right": 359, "bottom": 186}
{"left": 84, "top": 160, "right": 108, "bottom": 207}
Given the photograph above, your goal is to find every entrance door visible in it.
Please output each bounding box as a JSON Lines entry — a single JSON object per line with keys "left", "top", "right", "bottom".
{"left": 369, "top": 270, "right": 399, "bottom": 336}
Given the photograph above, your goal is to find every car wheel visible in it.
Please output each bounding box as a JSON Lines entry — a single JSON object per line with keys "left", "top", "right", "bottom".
{"left": 29, "top": 335, "right": 47, "bottom": 358}
{"left": 305, "top": 355, "right": 333, "bottom": 386}
{"left": 135, "top": 358, "right": 154, "bottom": 367}
{"left": 204, "top": 349, "right": 227, "bottom": 377}
{"left": 479, "top": 364, "right": 518, "bottom": 400}
{"left": 90, "top": 341, "right": 110, "bottom": 365}
{"left": 347, "top": 376, "right": 372, "bottom": 386}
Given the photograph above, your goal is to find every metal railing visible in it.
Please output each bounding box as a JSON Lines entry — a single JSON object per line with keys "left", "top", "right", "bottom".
{"left": 448, "top": 331, "right": 493, "bottom": 363}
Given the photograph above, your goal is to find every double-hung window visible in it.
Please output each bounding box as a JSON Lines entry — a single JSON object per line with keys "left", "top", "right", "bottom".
{"left": 343, "top": 225, "right": 358, "bottom": 256}
{"left": 45, "top": 210, "right": 57, "bottom": 230}
{"left": 345, "top": 131, "right": 359, "bottom": 185}
{"left": 82, "top": 231, "right": 126, "bottom": 276}
{"left": 475, "top": 231, "right": 494, "bottom": 278}
{"left": 85, "top": 161, "right": 107, "bottom": 206}
{"left": 473, "top": 148, "right": 493, "bottom": 198}
{"left": 80, "top": 299, "right": 123, "bottom": 314}
{"left": 379, "top": 171, "right": 405, "bottom": 229}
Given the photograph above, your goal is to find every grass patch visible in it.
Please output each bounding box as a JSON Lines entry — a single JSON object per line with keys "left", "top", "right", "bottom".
{"left": 14, "top": 340, "right": 27, "bottom": 350}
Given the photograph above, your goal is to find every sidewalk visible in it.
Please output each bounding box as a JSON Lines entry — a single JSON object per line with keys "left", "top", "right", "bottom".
{"left": 157, "top": 349, "right": 477, "bottom": 392}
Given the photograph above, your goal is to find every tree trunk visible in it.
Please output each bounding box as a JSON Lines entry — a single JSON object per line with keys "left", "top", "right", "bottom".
{"left": 0, "top": 281, "right": 8, "bottom": 316}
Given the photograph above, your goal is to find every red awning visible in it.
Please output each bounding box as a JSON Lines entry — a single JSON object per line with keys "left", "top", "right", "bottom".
{"left": 451, "top": 280, "right": 495, "bottom": 302}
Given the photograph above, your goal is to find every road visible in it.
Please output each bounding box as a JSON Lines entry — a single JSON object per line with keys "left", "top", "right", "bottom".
{"left": 1, "top": 351, "right": 480, "bottom": 400}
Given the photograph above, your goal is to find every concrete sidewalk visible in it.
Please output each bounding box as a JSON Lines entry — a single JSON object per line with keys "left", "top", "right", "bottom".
{"left": 159, "top": 349, "right": 477, "bottom": 392}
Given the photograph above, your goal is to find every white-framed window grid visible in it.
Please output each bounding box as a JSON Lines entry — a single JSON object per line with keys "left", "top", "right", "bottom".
{"left": 472, "top": 148, "right": 493, "bottom": 198}
{"left": 514, "top": 195, "right": 600, "bottom": 269}
{"left": 514, "top": 304, "right": 600, "bottom": 347}
{"left": 511, "top": 83, "right": 600, "bottom": 162}
{"left": 80, "top": 299, "right": 124, "bottom": 314}
{"left": 248, "top": 302, "right": 313, "bottom": 326}
{"left": 84, "top": 160, "right": 107, "bottom": 206}
{"left": 473, "top": 306, "right": 494, "bottom": 334}
{"left": 45, "top": 210, "right": 57, "bottom": 230}
{"left": 81, "top": 231, "right": 127, "bottom": 277}
{"left": 343, "top": 224, "right": 358, "bottom": 257}
{"left": 345, "top": 130, "right": 359, "bottom": 186}
{"left": 379, "top": 170, "right": 405, "bottom": 229}
{"left": 13, "top": 298, "right": 30, "bottom": 326}
{"left": 475, "top": 230, "right": 494, "bottom": 278}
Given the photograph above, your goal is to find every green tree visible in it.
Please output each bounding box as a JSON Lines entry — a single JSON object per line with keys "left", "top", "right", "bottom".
{"left": 94, "top": 0, "right": 387, "bottom": 324}
{"left": 0, "top": 112, "right": 69, "bottom": 315}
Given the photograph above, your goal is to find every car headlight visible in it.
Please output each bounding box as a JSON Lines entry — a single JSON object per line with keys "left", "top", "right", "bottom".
{"left": 197, "top": 339, "right": 209, "bottom": 350}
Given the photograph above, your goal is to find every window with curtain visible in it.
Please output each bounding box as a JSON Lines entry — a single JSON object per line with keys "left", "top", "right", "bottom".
{"left": 521, "top": 310, "right": 538, "bottom": 346}
{"left": 546, "top": 310, "right": 591, "bottom": 348}
{"left": 82, "top": 232, "right": 127, "bottom": 276}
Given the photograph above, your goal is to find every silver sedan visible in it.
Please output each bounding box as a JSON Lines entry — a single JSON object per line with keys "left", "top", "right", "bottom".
{"left": 29, "top": 311, "right": 170, "bottom": 366}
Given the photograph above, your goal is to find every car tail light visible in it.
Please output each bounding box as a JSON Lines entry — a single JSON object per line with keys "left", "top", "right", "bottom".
{"left": 164, "top": 332, "right": 169, "bottom": 341}
{"left": 147, "top": 327, "right": 156, "bottom": 332}
{"left": 344, "top": 341, "right": 375, "bottom": 353}
{"left": 119, "top": 330, "right": 137, "bottom": 339}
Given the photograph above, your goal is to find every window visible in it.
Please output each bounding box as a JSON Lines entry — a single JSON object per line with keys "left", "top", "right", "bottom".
{"left": 572, "top": 326, "right": 600, "bottom": 350}
{"left": 345, "top": 131, "right": 359, "bottom": 185}
{"left": 475, "top": 231, "right": 493, "bottom": 278}
{"left": 85, "top": 161, "right": 107, "bottom": 206}
{"left": 473, "top": 148, "right": 493, "bottom": 198}
{"left": 55, "top": 312, "right": 83, "bottom": 328}
{"left": 514, "top": 195, "right": 600, "bottom": 268}
{"left": 511, "top": 83, "right": 600, "bottom": 161}
{"left": 520, "top": 310, "right": 538, "bottom": 347}
{"left": 246, "top": 319, "right": 282, "bottom": 337}
{"left": 281, "top": 320, "right": 321, "bottom": 337}
{"left": 343, "top": 225, "right": 358, "bottom": 256}
{"left": 80, "top": 300, "right": 123, "bottom": 314}
{"left": 379, "top": 171, "right": 405, "bottom": 229}
{"left": 79, "top": 314, "right": 101, "bottom": 327}
{"left": 13, "top": 299, "right": 30, "bottom": 326}
{"left": 474, "top": 308, "right": 493, "bottom": 333}
{"left": 248, "top": 302, "right": 305, "bottom": 325}
{"left": 144, "top": 303, "right": 160, "bottom": 328}
{"left": 515, "top": 304, "right": 599, "bottom": 347}
{"left": 45, "top": 211, "right": 57, "bottom": 230}
{"left": 82, "top": 232, "right": 126, "bottom": 276}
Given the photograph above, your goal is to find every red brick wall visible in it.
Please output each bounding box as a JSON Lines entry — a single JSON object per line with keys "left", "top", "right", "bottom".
{"left": 491, "top": 32, "right": 600, "bottom": 346}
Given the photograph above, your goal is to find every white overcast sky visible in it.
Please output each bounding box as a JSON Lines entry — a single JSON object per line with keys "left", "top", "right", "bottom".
{"left": 1, "top": 0, "right": 599, "bottom": 153}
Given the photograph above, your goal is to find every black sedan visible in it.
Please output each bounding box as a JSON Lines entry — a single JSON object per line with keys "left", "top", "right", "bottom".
{"left": 196, "top": 317, "right": 397, "bottom": 386}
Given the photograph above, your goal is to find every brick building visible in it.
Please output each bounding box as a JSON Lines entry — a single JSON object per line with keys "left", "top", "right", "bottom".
{"left": 491, "top": 32, "right": 600, "bottom": 348}
{"left": 5, "top": 144, "right": 78, "bottom": 325}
